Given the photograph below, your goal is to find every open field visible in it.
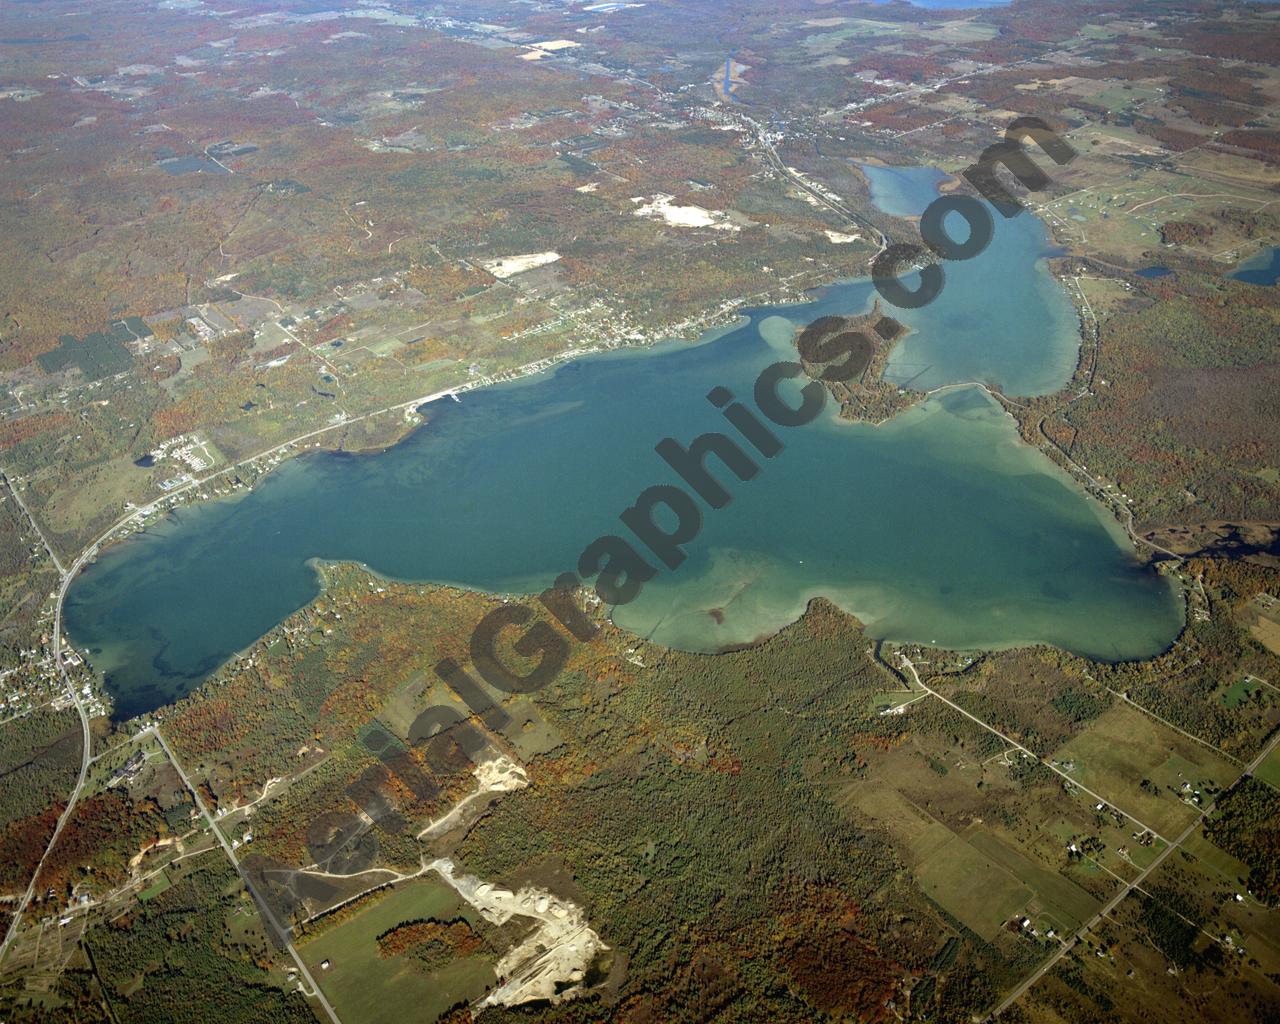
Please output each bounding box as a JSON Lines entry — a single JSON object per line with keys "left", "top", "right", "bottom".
{"left": 1221, "top": 676, "right": 1263, "bottom": 710}
{"left": 1252, "top": 618, "right": 1280, "bottom": 658}
{"left": 916, "top": 832, "right": 1032, "bottom": 940}
{"left": 1051, "top": 703, "right": 1239, "bottom": 837}
{"left": 837, "top": 782, "right": 957, "bottom": 869}
{"left": 1, "top": 2, "right": 1279, "bottom": 1021}
{"left": 298, "top": 878, "right": 497, "bottom": 1024}
{"left": 1254, "top": 744, "right": 1280, "bottom": 790}
{"left": 966, "top": 830, "right": 1099, "bottom": 935}
{"left": 1018, "top": 895, "right": 1280, "bottom": 1024}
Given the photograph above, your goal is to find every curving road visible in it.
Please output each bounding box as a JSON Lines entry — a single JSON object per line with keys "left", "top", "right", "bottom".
{"left": 0, "top": 472, "right": 91, "bottom": 963}
{"left": 0, "top": 376, "right": 470, "bottom": 965}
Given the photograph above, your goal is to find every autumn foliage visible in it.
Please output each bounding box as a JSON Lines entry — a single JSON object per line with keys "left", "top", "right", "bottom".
{"left": 376, "top": 917, "right": 483, "bottom": 960}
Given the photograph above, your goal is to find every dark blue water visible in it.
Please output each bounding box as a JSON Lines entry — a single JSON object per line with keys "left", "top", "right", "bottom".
{"left": 1230, "top": 246, "right": 1280, "bottom": 287}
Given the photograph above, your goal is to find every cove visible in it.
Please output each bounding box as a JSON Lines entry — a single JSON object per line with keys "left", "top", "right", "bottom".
{"left": 64, "top": 167, "right": 1183, "bottom": 721}
{"left": 856, "top": 162, "right": 1080, "bottom": 395}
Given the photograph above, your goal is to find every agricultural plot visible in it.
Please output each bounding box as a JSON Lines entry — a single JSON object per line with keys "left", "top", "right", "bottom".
{"left": 1246, "top": 596, "right": 1280, "bottom": 657}
{"left": 841, "top": 756, "right": 1101, "bottom": 942}
{"left": 1038, "top": 148, "right": 1278, "bottom": 264}
{"left": 1146, "top": 835, "right": 1280, "bottom": 979}
{"left": 915, "top": 832, "right": 1033, "bottom": 940}
{"left": 1050, "top": 703, "right": 1238, "bottom": 837}
{"left": 843, "top": 692, "right": 1157, "bottom": 910}
{"left": 1254, "top": 744, "right": 1280, "bottom": 789}
{"left": 1074, "top": 276, "right": 1139, "bottom": 318}
{"left": 800, "top": 19, "right": 911, "bottom": 53}
{"left": 1021, "top": 897, "right": 1277, "bottom": 1024}
{"left": 0, "top": 914, "right": 89, "bottom": 989}
{"left": 838, "top": 782, "right": 956, "bottom": 869}
{"left": 965, "top": 830, "right": 1099, "bottom": 935}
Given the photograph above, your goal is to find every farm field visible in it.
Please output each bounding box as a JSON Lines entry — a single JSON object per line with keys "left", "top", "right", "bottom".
{"left": 1050, "top": 703, "right": 1239, "bottom": 838}
{"left": 1254, "top": 744, "right": 1280, "bottom": 789}
{"left": 1145, "top": 835, "right": 1280, "bottom": 978}
{"left": 915, "top": 832, "right": 1034, "bottom": 940}
{"left": 0, "top": 1, "right": 1278, "bottom": 1021}
{"left": 965, "top": 830, "right": 1099, "bottom": 935}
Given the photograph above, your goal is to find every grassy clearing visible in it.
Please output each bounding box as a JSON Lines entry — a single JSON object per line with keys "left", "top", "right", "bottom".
{"left": 1145, "top": 837, "right": 1280, "bottom": 981}
{"left": 1075, "top": 277, "right": 1136, "bottom": 318}
{"left": 1251, "top": 618, "right": 1280, "bottom": 657}
{"left": 801, "top": 20, "right": 907, "bottom": 53}
{"left": 137, "top": 872, "right": 173, "bottom": 902}
{"left": 1029, "top": 897, "right": 1277, "bottom": 1024}
{"left": 836, "top": 782, "right": 955, "bottom": 868}
{"left": 1221, "top": 676, "right": 1262, "bottom": 709}
{"left": 865, "top": 690, "right": 920, "bottom": 715}
{"left": 1254, "top": 744, "right": 1280, "bottom": 790}
{"left": 1183, "top": 829, "right": 1251, "bottom": 887}
{"left": 1178, "top": 148, "right": 1280, "bottom": 189}
{"left": 915, "top": 833, "right": 1032, "bottom": 941}
{"left": 965, "top": 829, "right": 1099, "bottom": 933}
{"left": 499, "top": 697, "right": 564, "bottom": 760}
{"left": 299, "top": 877, "right": 496, "bottom": 1024}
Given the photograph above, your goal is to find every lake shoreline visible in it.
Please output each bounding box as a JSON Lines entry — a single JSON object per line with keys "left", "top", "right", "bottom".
{"left": 65, "top": 162, "right": 1187, "bottom": 720}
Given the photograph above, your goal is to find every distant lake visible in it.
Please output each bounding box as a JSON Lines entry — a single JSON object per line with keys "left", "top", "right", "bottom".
{"left": 0, "top": 35, "right": 91, "bottom": 46}
{"left": 157, "top": 155, "right": 230, "bottom": 176}
{"left": 1134, "top": 266, "right": 1172, "bottom": 279}
{"left": 870, "top": 0, "right": 1010, "bottom": 7}
{"left": 65, "top": 164, "right": 1182, "bottom": 720}
{"left": 1230, "top": 246, "right": 1280, "bottom": 287}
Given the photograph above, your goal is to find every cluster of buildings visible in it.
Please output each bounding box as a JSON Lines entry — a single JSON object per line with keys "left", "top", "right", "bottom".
{"left": 148, "top": 432, "right": 215, "bottom": 474}
{"left": 109, "top": 750, "right": 146, "bottom": 786}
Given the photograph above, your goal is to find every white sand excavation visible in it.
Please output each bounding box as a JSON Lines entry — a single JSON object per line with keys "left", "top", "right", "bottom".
{"left": 429, "top": 857, "right": 607, "bottom": 1012}
{"left": 417, "top": 755, "right": 529, "bottom": 839}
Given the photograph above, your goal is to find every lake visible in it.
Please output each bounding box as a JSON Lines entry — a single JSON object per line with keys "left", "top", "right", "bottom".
{"left": 64, "top": 167, "right": 1183, "bottom": 720}
{"left": 870, "top": 1, "right": 1010, "bottom": 7}
{"left": 1230, "top": 246, "right": 1280, "bottom": 287}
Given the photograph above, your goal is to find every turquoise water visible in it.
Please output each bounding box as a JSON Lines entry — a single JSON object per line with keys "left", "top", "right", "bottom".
{"left": 858, "top": 163, "right": 1080, "bottom": 395}
{"left": 65, "top": 167, "right": 1183, "bottom": 720}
